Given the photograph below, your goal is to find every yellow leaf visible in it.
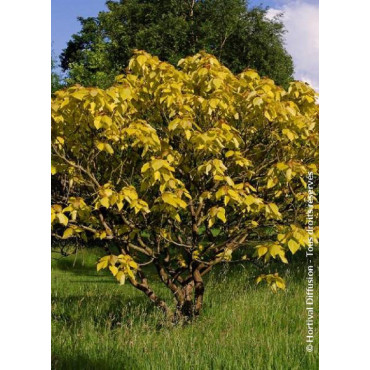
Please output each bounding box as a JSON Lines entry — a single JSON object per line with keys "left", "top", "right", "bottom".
{"left": 288, "top": 239, "right": 300, "bottom": 254}
{"left": 62, "top": 228, "right": 74, "bottom": 239}
{"left": 245, "top": 195, "right": 255, "bottom": 206}
{"left": 56, "top": 136, "right": 64, "bottom": 145}
{"left": 116, "top": 271, "right": 126, "bottom": 285}
{"left": 264, "top": 110, "right": 272, "bottom": 121}
{"left": 279, "top": 253, "right": 288, "bottom": 264}
{"left": 213, "top": 78, "right": 222, "bottom": 89}
{"left": 257, "top": 246, "right": 268, "bottom": 257}
{"left": 71, "top": 90, "right": 87, "bottom": 101}
{"left": 126, "top": 268, "right": 135, "bottom": 280}
{"left": 141, "top": 163, "right": 150, "bottom": 173}
{"left": 128, "top": 260, "right": 138, "bottom": 270}
{"left": 162, "top": 193, "right": 178, "bottom": 208}
{"left": 151, "top": 159, "right": 165, "bottom": 171}
{"left": 101, "top": 116, "right": 113, "bottom": 127}
{"left": 119, "top": 86, "right": 131, "bottom": 100}
{"left": 269, "top": 203, "right": 280, "bottom": 215}
{"left": 105, "top": 143, "right": 114, "bottom": 154}
{"left": 277, "top": 234, "right": 286, "bottom": 242}
{"left": 96, "top": 142, "right": 105, "bottom": 151}
{"left": 57, "top": 213, "right": 68, "bottom": 226}
{"left": 253, "top": 97, "right": 263, "bottom": 106}
{"left": 137, "top": 55, "right": 147, "bottom": 67}
{"left": 94, "top": 117, "right": 102, "bottom": 129}
{"left": 286, "top": 168, "right": 292, "bottom": 181}
{"left": 101, "top": 197, "right": 110, "bottom": 208}
{"left": 109, "top": 265, "right": 119, "bottom": 276}
{"left": 224, "top": 195, "right": 230, "bottom": 206}
{"left": 185, "top": 130, "right": 192, "bottom": 140}
{"left": 216, "top": 208, "right": 226, "bottom": 223}
{"left": 177, "top": 198, "right": 188, "bottom": 209}
{"left": 228, "top": 189, "right": 239, "bottom": 199}
{"left": 97, "top": 259, "right": 108, "bottom": 271}
{"left": 267, "top": 177, "right": 277, "bottom": 189}
{"left": 276, "top": 162, "right": 289, "bottom": 170}
{"left": 282, "top": 129, "right": 295, "bottom": 141}
{"left": 269, "top": 244, "right": 282, "bottom": 258}
{"left": 276, "top": 279, "right": 286, "bottom": 290}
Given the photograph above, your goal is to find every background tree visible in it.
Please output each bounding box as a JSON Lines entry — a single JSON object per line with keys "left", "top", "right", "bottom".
{"left": 51, "top": 51, "right": 318, "bottom": 321}
{"left": 51, "top": 56, "right": 63, "bottom": 94}
{"left": 60, "top": 0, "right": 294, "bottom": 88}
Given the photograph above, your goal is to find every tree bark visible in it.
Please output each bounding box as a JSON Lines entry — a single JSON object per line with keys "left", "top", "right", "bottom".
{"left": 193, "top": 264, "right": 205, "bottom": 316}
{"left": 176, "top": 282, "right": 194, "bottom": 319}
{"left": 129, "top": 271, "right": 172, "bottom": 318}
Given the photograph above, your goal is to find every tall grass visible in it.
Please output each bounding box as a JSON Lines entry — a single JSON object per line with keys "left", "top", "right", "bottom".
{"left": 51, "top": 249, "right": 318, "bottom": 369}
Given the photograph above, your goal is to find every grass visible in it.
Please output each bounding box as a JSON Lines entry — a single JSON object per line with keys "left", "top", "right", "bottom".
{"left": 51, "top": 249, "right": 318, "bottom": 370}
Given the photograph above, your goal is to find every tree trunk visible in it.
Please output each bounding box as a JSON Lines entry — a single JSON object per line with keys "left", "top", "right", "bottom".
{"left": 130, "top": 271, "right": 172, "bottom": 319}
{"left": 193, "top": 268, "right": 204, "bottom": 316}
{"left": 131, "top": 266, "right": 207, "bottom": 323}
{"left": 175, "top": 282, "right": 194, "bottom": 320}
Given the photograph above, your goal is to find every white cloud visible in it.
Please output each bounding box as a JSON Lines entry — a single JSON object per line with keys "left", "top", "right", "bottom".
{"left": 267, "top": 1, "right": 319, "bottom": 90}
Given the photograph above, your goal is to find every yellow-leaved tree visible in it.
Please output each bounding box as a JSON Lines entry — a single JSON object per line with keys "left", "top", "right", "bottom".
{"left": 51, "top": 50, "right": 319, "bottom": 320}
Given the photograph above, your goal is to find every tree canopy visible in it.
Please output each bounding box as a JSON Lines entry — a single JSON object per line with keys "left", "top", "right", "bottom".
{"left": 52, "top": 56, "right": 63, "bottom": 94}
{"left": 60, "top": 0, "right": 294, "bottom": 89}
{"left": 51, "top": 51, "right": 318, "bottom": 320}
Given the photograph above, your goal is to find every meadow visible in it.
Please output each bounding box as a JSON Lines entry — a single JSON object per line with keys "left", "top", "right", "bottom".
{"left": 51, "top": 248, "right": 318, "bottom": 370}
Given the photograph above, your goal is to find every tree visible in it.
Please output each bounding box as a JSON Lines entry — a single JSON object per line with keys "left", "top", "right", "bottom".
{"left": 60, "top": 0, "right": 294, "bottom": 89}
{"left": 51, "top": 51, "right": 319, "bottom": 321}
{"left": 51, "top": 56, "right": 63, "bottom": 94}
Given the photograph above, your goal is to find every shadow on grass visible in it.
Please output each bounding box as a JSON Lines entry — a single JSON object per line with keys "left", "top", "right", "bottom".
{"left": 52, "top": 257, "right": 96, "bottom": 273}
{"left": 52, "top": 353, "right": 135, "bottom": 370}
{"left": 52, "top": 291, "right": 163, "bottom": 330}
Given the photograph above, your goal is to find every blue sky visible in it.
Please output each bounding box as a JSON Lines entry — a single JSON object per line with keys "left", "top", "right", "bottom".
{"left": 52, "top": 0, "right": 318, "bottom": 89}
{"left": 52, "top": 0, "right": 108, "bottom": 60}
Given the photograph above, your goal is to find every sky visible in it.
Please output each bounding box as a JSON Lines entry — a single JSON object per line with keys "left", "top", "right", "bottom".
{"left": 51, "top": 0, "right": 318, "bottom": 89}
{"left": 264, "top": 0, "right": 319, "bottom": 90}
{"left": 51, "top": 0, "right": 108, "bottom": 61}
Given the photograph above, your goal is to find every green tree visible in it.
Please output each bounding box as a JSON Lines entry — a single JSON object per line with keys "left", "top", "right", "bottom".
{"left": 51, "top": 56, "right": 63, "bottom": 93}
{"left": 52, "top": 51, "right": 318, "bottom": 321}
{"left": 60, "top": 0, "right": 294, "bottom": 88}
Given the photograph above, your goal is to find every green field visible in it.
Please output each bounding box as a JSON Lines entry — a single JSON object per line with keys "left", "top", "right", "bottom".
{"left": 51, "top": 249, "right": 318, "bottom": 370}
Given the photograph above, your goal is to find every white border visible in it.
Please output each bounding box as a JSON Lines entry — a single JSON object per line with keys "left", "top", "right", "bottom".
{"left": 1, "top": 0, "right": 370, "bottom": 367}
{"left": 320, "top": 0, "right": 370, "bottom": 368}
{"left": 0, "top": 1, "right": 51, "bottom": 368}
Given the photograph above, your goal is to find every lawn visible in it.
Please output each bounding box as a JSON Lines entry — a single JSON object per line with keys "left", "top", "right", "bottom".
{"left": 51, "top": 249, "right": 318, "bottom": 370}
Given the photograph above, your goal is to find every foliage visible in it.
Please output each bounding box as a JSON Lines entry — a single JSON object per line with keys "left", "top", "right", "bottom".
{"left": 60, "top": 0, "right": 294, "bottom": 88}
{"left": 51, "top": 56, "right": 63, "bottom": 94}
{"left": 51, "top": 51, "right": 319, "bottom": 320}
